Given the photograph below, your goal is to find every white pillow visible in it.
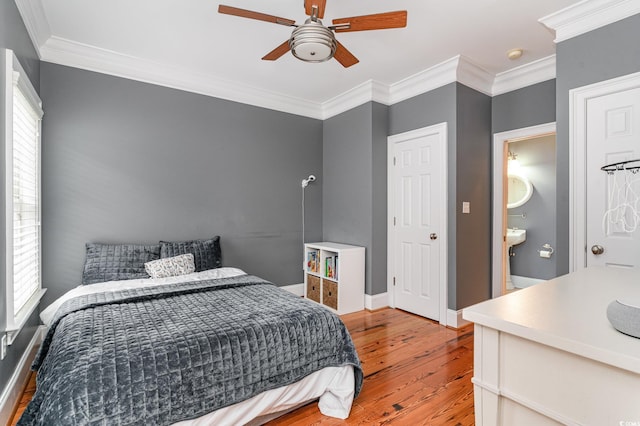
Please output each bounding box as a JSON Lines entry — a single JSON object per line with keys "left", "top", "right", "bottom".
{"left": 144, "top": 253, "right": 195, "bottom": 279}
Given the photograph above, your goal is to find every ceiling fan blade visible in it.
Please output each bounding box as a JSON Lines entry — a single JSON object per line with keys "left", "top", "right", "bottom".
{"left": 332, "top": 11, "right": 407, "bottom": 33}
{"left": 218, "top": 5, "right": 296, "bottom": 27}
{"left": 262, "top": 40, "right": 291, "bottom": 61}
{"left": 333, "top": 41, "right": 359, "bottom": 68}
{"left": 304, "top": 0, "right": 327, "bottom": 19}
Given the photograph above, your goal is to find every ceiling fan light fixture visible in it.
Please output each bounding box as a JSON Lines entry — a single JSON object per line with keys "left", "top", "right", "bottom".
{"left": 218, "top": 3, "right": 407, "bottom": 68}
{"left": 289, "top": 19, "right": 337, "bottom": 63}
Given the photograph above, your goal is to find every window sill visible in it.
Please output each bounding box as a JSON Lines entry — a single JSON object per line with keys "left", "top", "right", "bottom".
{"left": 7, "top": 288, "right": 47, "bottom": 345}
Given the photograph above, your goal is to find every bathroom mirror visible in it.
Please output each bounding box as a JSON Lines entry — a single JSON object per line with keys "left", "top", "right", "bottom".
{"left": 507, "top": 173, "right": 533, "bottom": 209}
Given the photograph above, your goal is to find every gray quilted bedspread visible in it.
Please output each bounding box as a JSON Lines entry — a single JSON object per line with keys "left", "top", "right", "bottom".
{"left": 19, "top": 275, "right": 363, "bottom": 425}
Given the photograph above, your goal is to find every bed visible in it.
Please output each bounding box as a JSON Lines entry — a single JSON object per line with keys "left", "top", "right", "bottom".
{"left": 18, "top": 239, "right": 363, "bottom": 425}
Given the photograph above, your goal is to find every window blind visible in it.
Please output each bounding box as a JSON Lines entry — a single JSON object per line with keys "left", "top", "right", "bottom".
{"left": 12, "top": 83, "right": 41, "bottom": 316}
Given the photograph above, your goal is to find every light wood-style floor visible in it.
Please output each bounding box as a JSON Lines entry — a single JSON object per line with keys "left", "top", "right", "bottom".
{"left": 268, "top": 309, "right": 475, "bottom": 425}
{"left": 11, "top": 308, "right": 475, "bottom": 425}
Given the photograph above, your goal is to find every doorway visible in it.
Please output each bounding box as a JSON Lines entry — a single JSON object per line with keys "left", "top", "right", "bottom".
{"left": 387, "top": 123, "right": 448, "bottom": 324}
{"left": 492, "top": 123, "right": 556, "bottom": 298}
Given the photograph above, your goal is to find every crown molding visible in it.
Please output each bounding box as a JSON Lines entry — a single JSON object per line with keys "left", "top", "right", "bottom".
{"left": 16, "top": 0, "right": 569, "bottom": 118}
{"left": 386, "top": 56, "right": 460, "bottom": 105}
{"left": 38, "top": 36, "right": 552, "bottom": 118}
{"left": 321, "top": 80, "right": 376, "bottom": 119}
{"left": 40, "top": 36, "right": 324, "bottom": 119}
{"left": 457, "top": 56, "right": 494, "bottom": 96}
{"left": 320, "top": 80, "right": 392, "bottom": 119}
{"left": 14, "top": 0, "right": 51, "bottom": 56}
{"left": 371, "top": 80, "right": 391, "bottom": 105}
{"left": 492, "top": 55, "right": 556, "bottom": 95}
{"left": 38, "top": 35, "right": 498, "bottom": 119}
{"left": 321, "top": 57, "right": 475, "bottom": 119}
{"left": 539, "top": 0, "right": 640, "bottom": 43}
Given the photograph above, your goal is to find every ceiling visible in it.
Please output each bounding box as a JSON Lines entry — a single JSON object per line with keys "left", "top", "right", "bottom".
{"left": 20, "top": 0, "right": 584, "bottom": 113}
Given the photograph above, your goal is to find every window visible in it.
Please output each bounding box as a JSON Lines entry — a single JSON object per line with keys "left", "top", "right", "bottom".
{"left": 4, "top": 49, "right": 45, "bottom": 342}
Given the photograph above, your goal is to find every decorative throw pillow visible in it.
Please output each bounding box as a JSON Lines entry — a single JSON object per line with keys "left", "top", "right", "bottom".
{"left": 159, "top": 236, "right": 221, "bottom": 272}
{"left": 144, "top": 253, "right": 195, "bottom": 279}
{"left": 82, "top": 243, "right": 161, "bottom": 285}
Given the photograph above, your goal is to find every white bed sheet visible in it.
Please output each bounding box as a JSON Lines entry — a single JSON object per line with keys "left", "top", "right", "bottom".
{"left": 39, "top": 267, "right": 357, "bottom": 424}
{"left": 174, "top": 365, "right": 355, "bottom": 426}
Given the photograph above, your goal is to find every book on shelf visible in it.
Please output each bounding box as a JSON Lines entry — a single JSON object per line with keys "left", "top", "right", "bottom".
{"left": 307, "top": 250, "right": 319, "bottom": 273}
{"left": 325, "top": 256, "right": 333, "bottom": 279}
{"left": 325, "top": 255, "right": 338, "bottom": 280}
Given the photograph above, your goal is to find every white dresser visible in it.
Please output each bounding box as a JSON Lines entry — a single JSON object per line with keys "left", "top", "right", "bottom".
{"left": 463, "top": 267, "right": 640, "bottom": 425}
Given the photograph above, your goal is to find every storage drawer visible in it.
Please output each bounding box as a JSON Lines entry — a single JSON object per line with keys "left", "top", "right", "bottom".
{"left": 306, "top": 274, "right": 320, "bottom": 302}
{"left": 323, "top": 279, "right": 338, "bottom": 310}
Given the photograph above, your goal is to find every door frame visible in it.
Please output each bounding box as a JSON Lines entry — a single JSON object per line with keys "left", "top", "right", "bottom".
{"left": 492, "top": 122, "right": 556, "bottom": 298}
{"left": 387, "top": 122, "right": 448, "bottom": 326}
{"left": 569, "top": 71, "right": 640, "bottom": 272}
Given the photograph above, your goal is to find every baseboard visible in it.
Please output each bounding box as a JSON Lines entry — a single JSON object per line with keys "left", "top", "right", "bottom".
{"left": 447, "top": 309, "right": 472, "bottom": 329}
{"left": 365, "top": 292, "right": 389, "bottom": 311}
{"left": 282, "top": 283, "right": 304, "bottom": 297}
{"left": 512, "top": 275, "right": 545, "bottom": 289}
{"left": 0, "top": 325, "right": 45, "bottom": 425}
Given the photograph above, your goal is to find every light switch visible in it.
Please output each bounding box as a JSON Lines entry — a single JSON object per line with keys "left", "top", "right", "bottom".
{"left": 462, "top": 202, "right": 470, "bottom": 214}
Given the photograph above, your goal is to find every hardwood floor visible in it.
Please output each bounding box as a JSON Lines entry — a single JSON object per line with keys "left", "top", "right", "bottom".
{"left": 268, "top": 309, "right": 475, "bottom": 425}
{"left": 11, "top": 308, "right": 475, "bottom": 425}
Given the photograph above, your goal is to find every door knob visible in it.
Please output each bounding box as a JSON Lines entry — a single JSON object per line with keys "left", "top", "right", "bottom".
{"left": 591, "top": 245, "right": 605, "bottom": 255}
{"left": 430, "top": 233, "right": 438, "bottom": 240}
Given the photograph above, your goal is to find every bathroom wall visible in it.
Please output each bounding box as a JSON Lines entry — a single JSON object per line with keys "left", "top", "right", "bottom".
{"left": 507, "top": 134, "right": 556, "bottom": 281}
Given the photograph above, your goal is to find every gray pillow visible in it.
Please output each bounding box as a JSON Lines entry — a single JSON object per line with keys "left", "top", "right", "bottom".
{"left": 82, "top": 243, "right": 161, "bottom": 285}
{"left": 159, "top": 236, "right": 221, "bottom": 272}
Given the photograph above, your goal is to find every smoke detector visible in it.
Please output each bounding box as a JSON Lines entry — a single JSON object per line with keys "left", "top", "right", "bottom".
{"left": 507, "top": 48, "right": 524, "bottom": 60}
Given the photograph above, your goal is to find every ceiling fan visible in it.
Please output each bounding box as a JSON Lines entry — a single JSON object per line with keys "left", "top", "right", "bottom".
{"left": 218, "top": 1, "right": 407, "bottom": 68}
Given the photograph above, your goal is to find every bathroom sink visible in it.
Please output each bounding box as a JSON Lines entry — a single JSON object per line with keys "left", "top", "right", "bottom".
{"left": 506, "top": 228, "right": 526, "bottom": 247}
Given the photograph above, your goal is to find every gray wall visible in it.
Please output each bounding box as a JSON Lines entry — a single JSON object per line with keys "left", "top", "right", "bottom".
{"left": 323, "top": 103, "right": 374, "bottom": 293}
{"left": 0, "top": 0, "right": 41, "bottom": 402}
{"left": 492, "top": 79, "right": 556, "bottom": 134}
{"left": 508, "top": 135, "right": 557, "bottom": 280}
{"left": 0, "top": 2, "right": 39, "bottom": 90}
{"left": 40, "top": 63, "right": 323, "bottom": 306}
{"left": 388, "top": 83, "right": 492, "bottom": 310}
{"left": 321, "top": 102, "right": 388, "bottom": 296}
{"left": 556, "top": 14, "right": 640, "bottom": 275}
{"left": 455, "top": 84, "right": 492, "bottom": 308}
{"left": 371, "top": 103, "right": 389, "bottom": 295}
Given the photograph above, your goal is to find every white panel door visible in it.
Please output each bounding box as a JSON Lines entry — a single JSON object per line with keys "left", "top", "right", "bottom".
{"left": 390, "top": 126, "right": 444, "bottom": 321}
{"left": 586, "top": 88, "right": 640, "bottom": 268}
